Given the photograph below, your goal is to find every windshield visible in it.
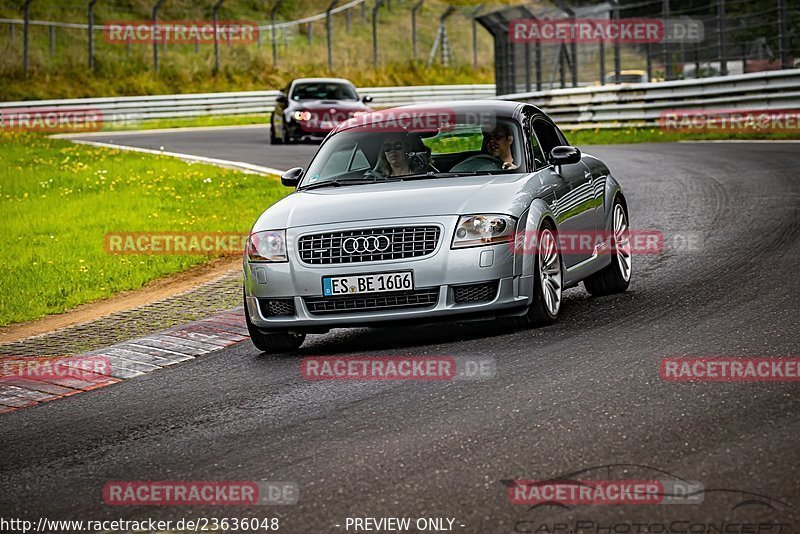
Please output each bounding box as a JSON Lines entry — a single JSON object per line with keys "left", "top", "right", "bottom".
{"left": 291, "top": 82, "right": 359, "bottom": 102}
{"left": 606, "top": 73, "right": 646, "bottom": 84}
{"left": 300, "top": 116, "right": 525, "bottom": 188}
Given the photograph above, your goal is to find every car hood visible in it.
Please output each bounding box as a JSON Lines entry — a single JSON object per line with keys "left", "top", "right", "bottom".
{"left": 293, "top": 99, "right": 369, "bottom": 111}
{"left": 253, "top": 174, "right": 543, "bottom": 230}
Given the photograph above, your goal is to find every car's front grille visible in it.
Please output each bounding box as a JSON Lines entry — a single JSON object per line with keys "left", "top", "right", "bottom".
{"left": 297, "top": 226, "right": 440, "bottom": 265}
{"left": 304, "top": 289, "right": 439, "bottom": 315}
{"left": 259, "top": 298, "right": 296, "bottom": 317}
{"left": 453, "top": 282, "right": 498, "bottom": 304}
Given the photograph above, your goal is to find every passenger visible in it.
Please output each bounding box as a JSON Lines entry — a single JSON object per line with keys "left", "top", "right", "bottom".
{"left": 378, "top": 135, "right": 412, "bottom": 177}
{"left": 378, "top": 134, "right": 430, "bottom": 177}
{"left": 483, "top": 123, "right": 518, "bottom": 170}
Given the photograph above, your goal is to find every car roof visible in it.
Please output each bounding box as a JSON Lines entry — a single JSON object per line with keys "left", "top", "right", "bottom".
{"left": 290, "top": 78, "right": 356, "bottom": 86}
{"left": 333, "top": 100, "right": 539, "bottom": 134}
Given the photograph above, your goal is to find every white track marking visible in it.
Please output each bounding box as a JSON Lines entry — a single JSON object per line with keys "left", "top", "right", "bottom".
{"left": 67, "top": 138, "right": 286, "bottom": 176}
{"left": 51, "top": 123, "right": 268, "bottom": 138}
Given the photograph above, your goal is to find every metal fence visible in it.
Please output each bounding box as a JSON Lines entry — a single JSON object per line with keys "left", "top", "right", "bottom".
{"left": 0, "top": 0, "right": 491, "bottom": 76}
{"left": 479, "top": 1, "right": 800, "bottom": 95}
{"left": 3, "top": 69, "right": 798, "bottom": 129}
{"left": 4, "top": 1, "right": 798, "bottom": 93}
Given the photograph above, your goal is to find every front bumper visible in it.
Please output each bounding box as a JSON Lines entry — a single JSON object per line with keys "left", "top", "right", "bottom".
{"left": 287, "top": 120, "right": 332, "bottom": 142}
{"left": 243, "top": 216, "right": 534, "bottom": 333}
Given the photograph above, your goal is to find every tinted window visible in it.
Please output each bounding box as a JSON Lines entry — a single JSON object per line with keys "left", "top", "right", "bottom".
{"left": 291, "top": 83, "right": 358, "bottom": 101}
{"left": 532, "top": 119, "right": 563, "bottom": 162}
{"left": 301, "top": 116, "right": 526, "bottom": 187}
{"left": 310, "top": 141, "right": 371, "bottom": 180}
{"left": 605, "top": 73, "right": 647, "bottom": 83}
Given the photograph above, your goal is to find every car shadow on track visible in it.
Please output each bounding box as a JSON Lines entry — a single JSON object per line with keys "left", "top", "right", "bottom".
{"left": 256, "top": 289, "right": 640, "bottom": 357}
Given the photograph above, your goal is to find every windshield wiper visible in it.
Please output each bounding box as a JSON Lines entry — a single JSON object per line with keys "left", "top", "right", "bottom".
{"left": 299, "top": 177, "right": 383, "bottom": 190}
{"left": 389, "top": 171, "right": 480, "bottom": 181}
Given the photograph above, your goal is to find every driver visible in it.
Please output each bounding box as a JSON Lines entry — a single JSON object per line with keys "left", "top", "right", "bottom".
{"left": 483, "top": 123, "right": 518, "bottom": 170}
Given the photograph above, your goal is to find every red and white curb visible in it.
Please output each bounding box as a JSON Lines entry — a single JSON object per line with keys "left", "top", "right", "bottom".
{"left": 0, "top": 309, "right": 248, "bottom": 415}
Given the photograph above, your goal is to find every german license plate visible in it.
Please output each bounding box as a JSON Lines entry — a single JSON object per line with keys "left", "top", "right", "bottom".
{"left": 322, "top": 271, "right": 413, "bottom": 296}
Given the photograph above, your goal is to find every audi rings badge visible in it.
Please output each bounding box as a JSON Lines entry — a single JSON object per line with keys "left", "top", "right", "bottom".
{"left": 342, "top": 235, "right": 392, "bottom": 255}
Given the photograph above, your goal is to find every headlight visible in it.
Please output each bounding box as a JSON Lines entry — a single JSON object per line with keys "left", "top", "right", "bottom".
{"left": 451, "top": 214, "right": 516, "bottom": 248}
{"left": 246, "top": 230, "right": 287, "bottom": 262}
{"left": 293, "top": 110, "right": 312, "bottom": 121}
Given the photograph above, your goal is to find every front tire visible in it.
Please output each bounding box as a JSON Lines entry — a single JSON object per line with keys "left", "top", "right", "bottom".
{"left": 244, "top": 292, "right": 305, "bottom": 353}
{"left": 269, "top": 117, "right": 283, "bottom": 145}
{"left": 516, "top": 220, "right": 563, "bottom": 327}
{"left": 583, "top": 198, "right": 631, "bottom": 296}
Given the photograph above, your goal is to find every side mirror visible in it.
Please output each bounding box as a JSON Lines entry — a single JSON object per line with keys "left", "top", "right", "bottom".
{"left": 550, "top": 145, "right": 581, "bottom": 165}
{"left": 281, "top": 167, "right": 303, "bottom": 188}
{"left": 361, "top": 95, "right": 373, "bottom": 104}
{"left": 276, "top": 94, "right": 288, "bottom": 105}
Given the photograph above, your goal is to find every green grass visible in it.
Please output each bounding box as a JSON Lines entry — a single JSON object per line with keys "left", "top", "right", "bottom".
{"left": 0, "top": 131, "right": 289, "bottom": 326}
{"left": 101, "top": 114, "right": 268, "bottom": 131}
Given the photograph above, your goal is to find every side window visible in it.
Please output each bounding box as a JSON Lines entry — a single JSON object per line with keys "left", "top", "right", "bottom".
{"left": 554, "top": 125, "right": 569, "bottom": 146}
{"left": 529, "top": 128, "right": 545, "bottom": 168}
{"left": 532, "top": 119, "right": 563, "bottom": 164}
{"left": 315, "top": 142, "right": 370, "bottom": 179}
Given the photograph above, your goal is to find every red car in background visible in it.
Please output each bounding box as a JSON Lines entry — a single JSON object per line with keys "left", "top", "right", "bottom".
{"left": 270, "top": 77, "right": 373, "bottom": 144}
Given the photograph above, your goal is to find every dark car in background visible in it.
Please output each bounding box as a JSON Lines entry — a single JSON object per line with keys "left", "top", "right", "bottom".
{"left": 270, "top": 78, "right": 373, "bottom": 144}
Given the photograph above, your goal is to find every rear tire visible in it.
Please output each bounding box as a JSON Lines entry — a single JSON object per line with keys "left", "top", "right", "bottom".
{"left": 244, "top": 292, "right": 305, "bottom": 353}
{"left": 583, "top": 198, "right": 631, "bottom": 296}
{"left": 516, "top": 219, "right": 563, "bottom": 328}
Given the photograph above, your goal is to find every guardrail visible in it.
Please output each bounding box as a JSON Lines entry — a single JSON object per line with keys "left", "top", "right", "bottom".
{"left": 1, "top": 70, "right": 798, "bottom": 129}
{"left": 0, "top": 85, "right": 498, "bottom": 123}
{"left": 500, "top": 69, "right": 800, "bottom": 129}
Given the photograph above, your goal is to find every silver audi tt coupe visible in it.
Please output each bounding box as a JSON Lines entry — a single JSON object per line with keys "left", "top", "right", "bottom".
{"left": 243, "top": 101, "right": 632, "bottom": 352}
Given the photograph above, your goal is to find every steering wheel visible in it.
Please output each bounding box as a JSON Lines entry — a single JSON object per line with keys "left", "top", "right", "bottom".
{"left": 450, "top": 154, "right": 505, "bottom": 172}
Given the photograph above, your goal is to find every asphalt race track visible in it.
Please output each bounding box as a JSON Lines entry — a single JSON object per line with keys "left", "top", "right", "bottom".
{"left": 75, "top": 126, "right": 315, "bottom": 171}
{"left": 2, "top": 129, "right": 799, "bottom": 532}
